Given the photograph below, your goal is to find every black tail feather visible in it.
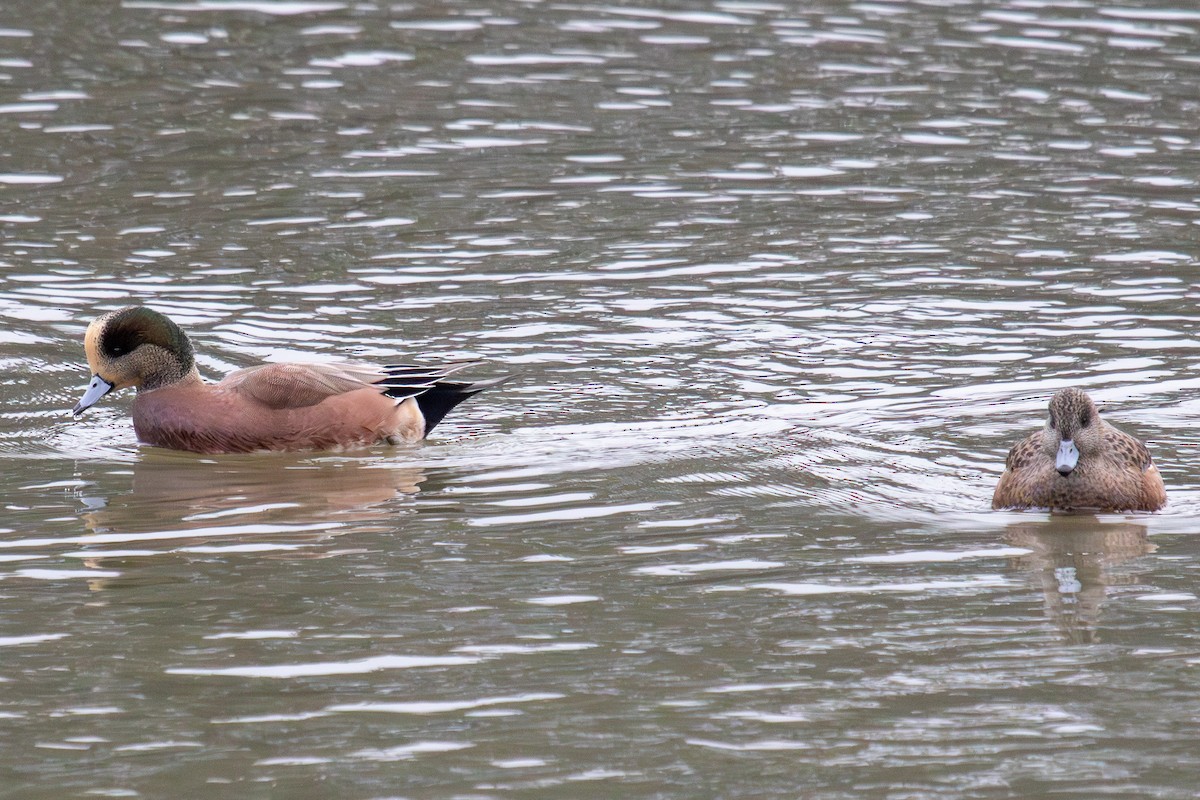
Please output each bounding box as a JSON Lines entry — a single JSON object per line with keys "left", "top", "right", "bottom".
{"left": 413, "top": 376, "right": 509, "bottom": 435}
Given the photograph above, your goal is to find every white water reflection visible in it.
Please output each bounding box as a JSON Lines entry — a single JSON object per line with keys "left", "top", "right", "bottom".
{"left": 167, "top": 654, "right": 483, "bottom": 678}
{"left": 327, "top": 692, "right": 564, "bottom": 715}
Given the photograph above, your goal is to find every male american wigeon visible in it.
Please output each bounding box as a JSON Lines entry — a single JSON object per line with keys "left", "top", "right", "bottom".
{"left": 992, "top": 387, "right": 1166, "bottom": 512}
{"left": 71, "top": 306, "right": 506, "bottom": 454}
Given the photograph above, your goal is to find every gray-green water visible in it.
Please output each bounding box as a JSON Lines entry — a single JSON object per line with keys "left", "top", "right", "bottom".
{"left": 5, "top": 0, "right": 1200, "bottom": 797}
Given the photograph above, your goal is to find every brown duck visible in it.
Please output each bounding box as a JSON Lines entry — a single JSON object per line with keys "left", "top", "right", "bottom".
{"left": 71, "top": 306, "right": 505, "bottom": 454}
{"left": 992, "top": 387, "right": 1166, "bottom": 512}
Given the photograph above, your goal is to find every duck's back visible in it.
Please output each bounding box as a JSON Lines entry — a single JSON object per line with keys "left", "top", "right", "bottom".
{"left": 219, "top": 362, "right": 391, "bottom": 410}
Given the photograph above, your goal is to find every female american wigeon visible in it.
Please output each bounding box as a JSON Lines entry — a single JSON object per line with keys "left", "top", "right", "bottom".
{"left": 71, "top": 306, "right": 506, "bottom": 454}
{"left": 992, "top": 387, "right": 1166, "bottom": 512}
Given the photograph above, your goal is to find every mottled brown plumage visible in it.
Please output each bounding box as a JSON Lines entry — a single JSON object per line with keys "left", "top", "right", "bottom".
{"left": 992, "top": 387, "right": 1166, "bottom": 512}
{"left": 72, "top": 306, "right": 505, "bottom": 454}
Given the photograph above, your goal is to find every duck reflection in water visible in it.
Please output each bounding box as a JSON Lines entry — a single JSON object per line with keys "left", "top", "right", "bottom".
{"left": 1003, "top": 518, "right": 1153, "bottom": 644}
{"left": 75, "top": 450, "right": 427, "bottom": 584}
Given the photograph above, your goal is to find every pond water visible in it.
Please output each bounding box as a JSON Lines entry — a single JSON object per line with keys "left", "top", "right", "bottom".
{"left": 4, "top": 0, "right": 1200, "bottom": 797}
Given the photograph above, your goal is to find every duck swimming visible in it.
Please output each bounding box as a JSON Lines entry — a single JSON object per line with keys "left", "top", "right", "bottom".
{"left": 992, "top": 387, "right": 1166, "bottom": 512}
{"left": 72, "top": 306, "right": 505, "bottom": 454}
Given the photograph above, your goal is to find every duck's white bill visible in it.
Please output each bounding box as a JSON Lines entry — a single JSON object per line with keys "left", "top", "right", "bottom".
{"left": 72, "top": 374, "right": 114, "bottom": 416}
{"left": 1056, "top": 439, "right": 1079, "bottom": 474}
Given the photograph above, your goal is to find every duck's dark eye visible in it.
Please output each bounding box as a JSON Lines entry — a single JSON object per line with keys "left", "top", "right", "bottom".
{"left": 103, "top": 330, "right": 140, "bottom": 358}
{"left": 1080, "top": 412, "right": 1090, "bottom": 427}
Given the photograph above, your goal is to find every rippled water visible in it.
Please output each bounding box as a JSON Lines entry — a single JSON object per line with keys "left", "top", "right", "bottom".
{"left": 5, "top": 0, "right": 1200, "bottom": 797}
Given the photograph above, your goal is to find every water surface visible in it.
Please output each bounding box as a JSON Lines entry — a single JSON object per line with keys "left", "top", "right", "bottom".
{"left": 4, "top": 0, "right": 1200, "bottom": 797}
